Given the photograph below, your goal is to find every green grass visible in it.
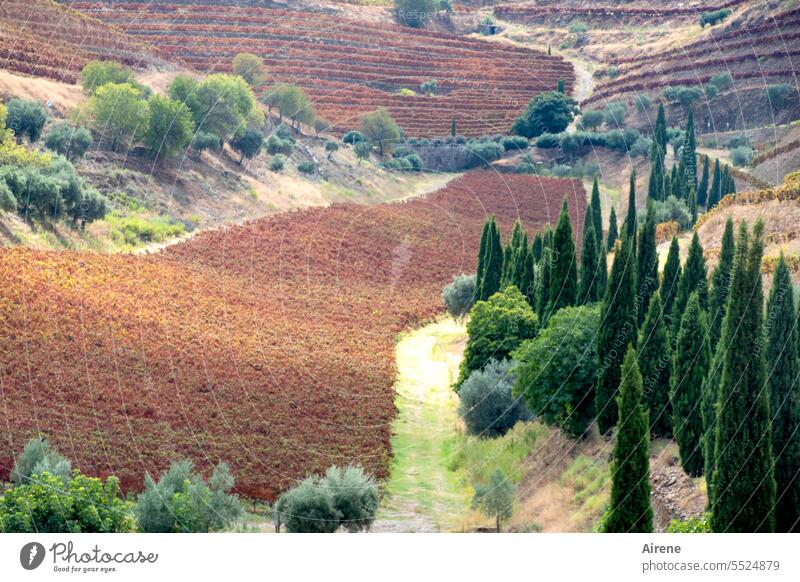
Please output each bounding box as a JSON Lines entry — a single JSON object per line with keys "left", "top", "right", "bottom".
{"left": 105, "top": 211, "right": 185, "bottom": 247}
{"left": 560, "top": 455, "right": 610, "bottom": 524}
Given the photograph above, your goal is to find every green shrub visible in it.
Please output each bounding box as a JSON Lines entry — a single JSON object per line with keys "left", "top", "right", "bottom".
{"left": 580, "top": 109, "right": 604, "bottom": 130}
{"left": 297, "top": 160, "right": 316, "bottom": 174}
{"left": 44, "top": 121, "right": 92, "bottom": 159}
{"left": 667, "top": 514, "right": 711, "bottom": 532}
{"left": 81, "top": 60, "right": 137, "bottom": 94}
{"left": 767, "top": 83, "right": 794, "bottom": 110}
{"left": 354, "top": 140, "right": 372, "bottom": 163}
{"left": 513, "top": 91, "right": 579, "bottom": 138}
{"left": 420, "top": 79, "right": 438, "bottom": 94}
{"left": 0, "top": 471, "right": 131, "bottom": 533}
{"left": 0, "top": 180, "right": 15, "bottom": 212}
{"left": 342, "top": 130, "right": 366, "bottom": 144}
{"left": 442, "top": 273, "right": 477, "bottom": 320}
{"left": 513, "top": 304, "right": 601, "bottom": 438}
{"left": 458, "top": 359, "right": 532, "bottom": 437}
{"left": 191, "top": 131, "right": 221, "bottom": 153}
{"left": 723, "top": 134, "right": 750, "bottom": 149}
{"left": 730, "top": 146, "right": 755, "bottom": 167}
{"left": 465, "top": 139, "right": 504, "bottom": 168}
{"left": 634, "top": 93, "right": 651, "bottom": 112}
{"left": 645, "top": 195, "right": 692, "bottom": 229}
{"left": 266, "top": 135, "right": 294, "bottom": 156}
{"left": 230, "top": 127, "right": 264, "bottom": 163}
{"left": 5, "top": 98, "right": 48, "bottom": 142}
{"left": 700, "top": 8, "right": 731, "bottom": 28}
{"left": 322, "top": 466, "right": 379, "bottom": 532}
{"left": 143, "top": 94, "right": 195, "bottom": 159}
{"left": 501, "top": 136, "right": 529, "bottom": 151}
{"left": 603, "top": 101, "right": 627, "bottom": 127}
{"left": 108, "top": 213, "right": 185, "bottom": 245}
{"left": 456, "top": 285, "right": 539, "bottom": 389}
{"left": 325, "top": 140, "right": 339, "bottom": 155}
{"left": 10, "top": 437, "right": 71, "bottom": 485}
{"left": 269, "top": 154, "right": 286, "bottom": 172}
{"left": 535, "top": 133, "right": 560, "bottom": 148}
{"left": 709, "top": 72, "right": 734, "bottom": 91}
{"left": 274, "top": 477, "right": 341, "bottom": 533}
{"left": 135, "top": 460, "right": 243, "bottom": 532}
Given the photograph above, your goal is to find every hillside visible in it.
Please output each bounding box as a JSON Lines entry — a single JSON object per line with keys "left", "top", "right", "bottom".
{"left": 64, "top": 1, "right": 574, "bottom": 137}
{"left": 0, "top": 172, "right": 585, "bottom": 500}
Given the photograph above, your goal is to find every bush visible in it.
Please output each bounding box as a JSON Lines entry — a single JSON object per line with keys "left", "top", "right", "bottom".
{"left": 634, "top": 93, "right": 651, "bottom": 112}
{"left": 456, "top": 286, "right": 539, "bottom": 389}
{"left": 767, "top": 83, "right": 794, "bottom": 110}
{"left": 705, "top": 83, "right": 719, "bottom": 99}
{"left": 322, "top": 466, "right": 379, "bottom": 532}
{"left": 513, "top": 304, "right": 601, "bottom": 438}
{"left": 10, "top": 437, "right": 71, "bottom": 485}
{"left": 723, "top": 134, "right": 750, "bottom": 149}
{"left": 730, "top": 146, "right": 755, "bottom": 167}
{"left": 269, "top": 154, "right": 286, "bottom": 172}
{"left": 274, "top": 477, "right": 341, "bottom": 533}
{"left": 266, "top": 135, "right": 294, "bottom": 156}
{"left": 472, "top": 469, "right": 515, "bottom": 532}
{"left": 512, "top": 91, "right": 579, "bottom": 138}
{"left": 143, "top": 94, "right": 195, "bottom": 159}
{"left": 603, "top": 101, "right": 627, "bottom": 127}
{"left": 501, "top": 136, "right": 529, "bottom": 151}
{"left": 135, "top": 460, "right": 243, "bottom": 532}
{"left": 354, "top": 140, "right": 373, "bottom": 163}
{"left": 535, "top": 133, "right": 560, "bottom": 148}
{"left": 629, "top": 136, "right": 652, "bottom": 158}
{"left": 314, "top": 118, "right": 331, "bottom": 135}
{"left": 230, "top": 128, "right": 264, "bottom": 163}
{"left": 0, "top": 471, "right": 131, "bottom": 533}
{"left": 709, "top": 72, "right": 734, "bottom": 91}
{"left": 458, "top": 359, "right": 532, "bottom": 437}
{"left": 403, "top": 153, "right": 423, "bottom": 171}
{"left": 81, "top": 60, "right": 136, "bottom": 94}
{"left": 442, "top": 273, "right": 477, "bottom": 320}
{"left": 676, "top": 86, "right": 703, "bottom": 107}
{"left": 232, "top": 53, "right": 267, "bottom": 87}
{"left": 44, "top": 121, "right": 92, "bottom": 159}
{"left": 667, "top": 514, "right": 711, "bottom": 532}
{"left": 0, "top": 180, "right": 15, "bottom": 212}
{"left": 700, "top": 8, "right": 731, "bottom": 28}
{"left": 297, "top": 160, "right": 316, "bottom": 174}
{"left": 342, "top": 130, "right": 366, "bottom": 144}
{"left": 647, "top": 195, "right": 692, "bottom": 229}
{"left": 465, "top": 139, "right": 504, "bottom": 168}
{"left": 420, "top": 79, "right": 438, "bottom": 95}
{"left": 5, "top": 98, "right": 48, "bottom": 142}
{"left": 580, "top": 109, "right": 604, "bottom": 130}
{"left": 191, "top": 131, "right": 221, "bottom": 153}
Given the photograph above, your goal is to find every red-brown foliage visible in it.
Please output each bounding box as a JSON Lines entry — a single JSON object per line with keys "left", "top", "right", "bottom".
{"left": 65, "top": 2, "right": 574, "bottom": 137}
{"left": 0, "top": 172, "right": 585, "bottom": 500}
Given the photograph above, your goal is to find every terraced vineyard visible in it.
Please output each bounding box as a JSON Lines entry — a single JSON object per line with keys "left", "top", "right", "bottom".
{"left": 0, "top": 172, "right": 585, "bottom": 500}
{"left": 583, "top": 2, "right": 800, "bottom": 110}
{"left": 64, "top": 1, "right": 574, "bottom": 137}
{"left": 0, "top": 0, "right": 170, "bottom": 83}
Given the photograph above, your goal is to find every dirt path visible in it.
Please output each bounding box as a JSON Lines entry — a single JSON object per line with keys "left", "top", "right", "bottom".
{"left": 372, "top": 319, "right": 473, "bottom": 532}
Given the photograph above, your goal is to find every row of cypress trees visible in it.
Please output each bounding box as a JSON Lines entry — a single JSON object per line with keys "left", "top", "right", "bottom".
{"left": 646, "top": 103, "right": 736, "bottom": 222}
{"left": 603, "top": 211, "right": 800, "bottom": 532}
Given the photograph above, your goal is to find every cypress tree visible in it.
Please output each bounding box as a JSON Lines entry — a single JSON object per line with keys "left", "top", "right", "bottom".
{"left": 625, "top": 171, "right": 637, "bottom": 242}
{"left": 476, "top": 217, "right": 491, "bottom": 286}
{"left": 661, "top": 236, "right": 682, "bottom": 332}
{"left": 702, "top": 343, "right": 724, "bottom": 504}
{"left": 520, "top": 242, "right": 536, "bottom": 308}
{"left": 681, "top": 109, "right": 697, "bottom": 189}
{"left": 536, "top": 229, "right": 552, "bottom": 317}
{"left": 708, "top": 217, "right": 735, "bottom": 351}
{"left": 606, "top": 206, "right": 618, "bottom": 251}
{"left": 670, "top": 292, "right": 710, "bottom": 477}
{"left": 636, "top": 202, "right": 658, "bottom": 326}
{"left": 688, "top": 183, "right": 698, "bottom": 226}
{"left": 547, "top": 198, "right": 578, "bottom": 314}
{"left": 479, "top": 219, "right": 503, "bottom": 301}
{"left": 596, "top": 233, "right": 637, "bottom": 433}
{"left": 654, "top": 102, "right": 668, "bottom": 159}
{"left": 647, "top": 147, "right": 666, "bottom": 201}
{"left": 765, "top": 254, "right": 800, "bottom": 532}
{"left": 501, "top": 244, "right": 513, "bottom": 287}
{"left": 711, "top": 220, "right": 776, "bottom": 533}
{"left": 451, "top": 117, "right": 456, "bottom": 137}
{"left": 532, "top": 232, "right": 543, "bottom": 263}
{"left": 603, "top": 345, "right": 653, "bottom": 533}
{"left": 672, "top": 160, "right": 685, "bottom": 201}
{"left": 697, "top": 155, "right": 710, "bottom": 207}
{"left": 638, "top": 292, "right": 672, "bottom": 438}
{"left": 671, "top": 232, "right": 707, "bottom": 340}
{"left": 708, "top": 159, "right": 721, "bottom": 209}
{"left": 578, "top": 222, "right": 603, "bottom": 304}
{"left": 591, "top": 176, "right": 603, "bottom": 248}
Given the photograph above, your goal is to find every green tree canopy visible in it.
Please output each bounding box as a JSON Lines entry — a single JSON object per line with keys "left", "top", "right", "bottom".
{"left": 89, "top": 82, "right": 148, "bottom": 151}
{"left": 512, "top": 91, "right": 579, "bottom": 138}
{"left": 143, "top": 94, "right": 195, "bottom": 159}
{"left": 361, "top": 108, "right": 402, "bottom": 156}
{"left": 232, "top": 53, "right": 267, "bottom": 87}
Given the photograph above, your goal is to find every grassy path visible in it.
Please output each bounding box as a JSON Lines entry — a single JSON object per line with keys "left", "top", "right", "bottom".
{"left": 373, "top": 319, "right": 473, "bottom": 532}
